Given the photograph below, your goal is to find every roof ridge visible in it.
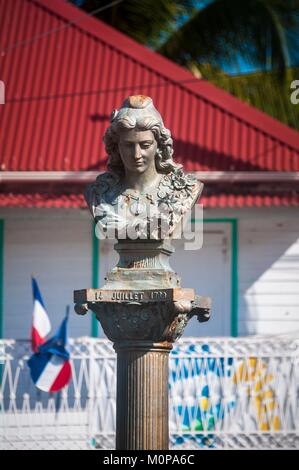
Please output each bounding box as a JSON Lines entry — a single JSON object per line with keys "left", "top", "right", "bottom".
{"left": 28, "top": 0, "right": 299, "bottom": 151}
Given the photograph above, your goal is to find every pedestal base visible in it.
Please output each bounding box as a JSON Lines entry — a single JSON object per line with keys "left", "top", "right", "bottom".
{"left": 74, "top": 288, "right": 210, "bottom": 450}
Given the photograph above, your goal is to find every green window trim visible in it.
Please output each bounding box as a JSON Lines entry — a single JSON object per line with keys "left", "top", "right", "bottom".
{"left": 0, "top": 220, "right": 3, "bottom": 339}
{"left": 193, "top": 218, "right": 239, "bottom": 337}
{"left": 91, "top": 224, "right": 99, "bottom": 337}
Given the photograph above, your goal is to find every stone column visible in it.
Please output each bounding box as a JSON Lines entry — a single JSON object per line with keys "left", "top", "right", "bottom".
{"left": 114, "top": 341, "right": 171, "bottom": 450}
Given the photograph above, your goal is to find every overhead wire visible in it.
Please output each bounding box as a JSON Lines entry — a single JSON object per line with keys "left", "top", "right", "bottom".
{"left": 1, "top": 0, "right": 125, "bottom": 55}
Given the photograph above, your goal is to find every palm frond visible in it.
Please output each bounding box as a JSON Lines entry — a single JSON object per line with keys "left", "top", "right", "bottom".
{"left": 198, "top": 65, "right": 299, "bottom": 130}
{"left": 158, "top": 0, "right": 298, "bottom": 75}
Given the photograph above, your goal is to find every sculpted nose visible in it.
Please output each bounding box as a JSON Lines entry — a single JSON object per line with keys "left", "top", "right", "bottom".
{"left": 134, "top": 145, "right": 142, "bottom": 160}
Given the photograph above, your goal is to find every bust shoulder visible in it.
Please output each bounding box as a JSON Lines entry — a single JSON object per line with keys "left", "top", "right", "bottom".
{"left": 94, "top": 171, "right": 120, "bottom": 195}
{"left": 84, "top": 171, "right": 121, "bottom": 216}
{"left": 158, "top": 169, "right": 203, "bottom": 211}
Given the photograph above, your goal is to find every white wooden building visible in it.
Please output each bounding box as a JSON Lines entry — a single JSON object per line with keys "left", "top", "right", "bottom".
{"left": 0, "top": 0, "right": 299, "bottom": 341}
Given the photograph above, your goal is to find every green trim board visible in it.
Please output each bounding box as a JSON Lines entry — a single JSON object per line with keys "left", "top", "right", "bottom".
{"left": 91, "top": 224, "right": 99, "bottom": 337}
{"left": 193, "top": 218, "right": 239, "bottom": 337}
{"left": 0, "top": 220, "right": 3, "bottom": 339}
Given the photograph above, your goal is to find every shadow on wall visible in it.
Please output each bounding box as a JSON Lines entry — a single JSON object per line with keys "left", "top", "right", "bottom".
{"left": 172, "top": 138, "right": 279, "bottom": 172}
{"left": 238, "top": 217, "right": 299, "bottom": 335}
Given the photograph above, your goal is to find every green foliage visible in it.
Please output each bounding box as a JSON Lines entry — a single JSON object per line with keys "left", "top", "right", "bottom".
{"left": 72, "top": 0, "right": 299, "bottom": 128}
{"left": 74, "top": 0, "right": 194, "bottom": 48}
{"left": 199, "top": 64, "right": 299, "bottom": 130}
{"left": 158, "top": 0, "right": 299, "bottom": 77}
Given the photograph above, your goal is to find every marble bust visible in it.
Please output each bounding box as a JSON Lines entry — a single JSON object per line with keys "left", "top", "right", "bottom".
{"left": 85, "top": 95, "right": 203, "bottom": 240}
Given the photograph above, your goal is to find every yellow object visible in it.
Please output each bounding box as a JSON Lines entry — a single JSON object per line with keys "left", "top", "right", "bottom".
{"left": 233, "top": 357, "right": 280, "bottom": 431}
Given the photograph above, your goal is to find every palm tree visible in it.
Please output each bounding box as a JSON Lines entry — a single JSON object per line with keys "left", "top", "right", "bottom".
{"left": 74, "top": 0, "right": 299, "bottom": 75}
{"left": 72, "top": 0, "right": 299, "bottom": 128}
{"left": 71, "top": 0, "right": 192, "bottom": 49}
{"left": 158, "top": 0, "right": 299, "bottom": 77}
{"left": 202, "top": 65, "right": 299, "bottom": 130}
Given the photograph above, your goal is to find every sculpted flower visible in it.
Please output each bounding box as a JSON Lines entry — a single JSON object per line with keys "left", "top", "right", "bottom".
{"left": 171, "top": 170, "right": 188, "bottom": 190}
{"left": 157, "top": 188, "right": 171, "bottom": 199}
{"left": 158, "top": 201, "right": 172, "bottom": 214}
{"left": 173, "top": 199, "right": 189, "bottom": 214}
{"left": 185, "top": 174, "right": 197, "bottom": 186}
{"left": 160, "top": 175, "right": 172, "bottom": 188}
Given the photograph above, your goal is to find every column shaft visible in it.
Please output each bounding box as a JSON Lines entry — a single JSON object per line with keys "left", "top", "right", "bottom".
{"left": 115, "top": 342, "right": 171, "bottom": 450}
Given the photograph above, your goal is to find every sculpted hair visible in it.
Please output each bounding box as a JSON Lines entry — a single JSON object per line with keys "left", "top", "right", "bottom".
{"left": 103, "top": 111, "right": 182, "bottom": 175}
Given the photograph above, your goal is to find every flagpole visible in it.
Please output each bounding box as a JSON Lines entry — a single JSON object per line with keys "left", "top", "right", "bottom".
{"left": 65, "top": 305, "right": 70, "bottom": 318}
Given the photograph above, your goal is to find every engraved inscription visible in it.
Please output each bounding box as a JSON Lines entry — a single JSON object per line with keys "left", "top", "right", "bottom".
{"left": 151, "top": 291, "right": 168, "bottom": 300}
{"left": 93, "top": 289, "right": 169, "bottom": 302}
{"left": 74, "top": 287, "right": 195, "bottom": 304}
{"left": 95, "top": 291, "right": 103, "bottom": 301}
{"left": 112, "top": 291, "right": 145, "bottom": 301}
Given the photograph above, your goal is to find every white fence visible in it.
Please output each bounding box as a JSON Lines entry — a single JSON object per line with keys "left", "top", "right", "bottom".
{"left": 1, "top": 336, "right": 299, "bottom": 450}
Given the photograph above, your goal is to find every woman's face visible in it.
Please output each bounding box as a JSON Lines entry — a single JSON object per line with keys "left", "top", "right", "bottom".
{"left": 118, "top": 128, "right": 157, "bottom": 174}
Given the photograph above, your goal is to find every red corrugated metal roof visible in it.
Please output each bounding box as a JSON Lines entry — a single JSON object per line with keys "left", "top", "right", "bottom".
{"left": 1, "top": 0, "right": 299, "bottom": 173}
{"left": 1, "top": 191, "right": 299, "bottom": 209}
{"left": 0, "top": 0, "right": 298, "bottom": 208}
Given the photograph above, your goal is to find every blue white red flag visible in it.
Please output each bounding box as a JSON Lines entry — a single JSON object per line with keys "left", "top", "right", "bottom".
{"left": 28, "top": 312, "right": 72, "bottom": 392}
{"left": 31, "top": 277, "right": 51, "bottom": 352}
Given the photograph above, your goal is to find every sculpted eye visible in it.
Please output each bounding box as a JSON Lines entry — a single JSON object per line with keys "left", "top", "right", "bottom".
{"left": 141, "top": 142, "right": 153, "bottom": 149}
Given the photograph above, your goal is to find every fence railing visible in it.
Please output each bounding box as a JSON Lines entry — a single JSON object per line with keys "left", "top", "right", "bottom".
{"left": 1, "top": 335, "right": 299, "bottom": 450}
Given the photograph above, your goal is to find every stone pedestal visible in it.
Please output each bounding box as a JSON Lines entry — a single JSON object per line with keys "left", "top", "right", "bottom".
{"left": 74, "top": 239, "right": 210, "bottom": 450}
{"left": 75, "top": 290, "right": 210, "bottom": 449}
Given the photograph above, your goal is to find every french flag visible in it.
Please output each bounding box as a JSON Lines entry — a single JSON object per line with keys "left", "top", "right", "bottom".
{"left": 28, "top": 312, "right": 72, "bottom": 393}
{"left": 31, "top": 277, "right": 51, "bottom": 352}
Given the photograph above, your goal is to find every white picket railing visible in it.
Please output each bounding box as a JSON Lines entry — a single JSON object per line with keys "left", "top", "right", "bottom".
{"left": 0, "top": 335, "right": 299, "bottom": 450}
